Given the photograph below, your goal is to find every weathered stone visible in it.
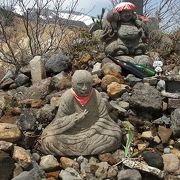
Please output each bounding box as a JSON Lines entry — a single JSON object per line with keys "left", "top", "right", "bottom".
{"left": 0, "top": 140, "right": 13, "bottom": 152}
{"left": 143, "top": 77, "right": 158, "bottom": 86}
{"left": 95, "top": 162, "right": 109, "bottom": 179}
{"left": 92, "top": 62, "right": 102, "bottom": 76}
{"left": 30, "top": 56, "right": 46, "bottom": 84}
{"left": 171, "top": 148, "right": 180, "bottom": 159}
{"left": 40, "top": 155, "right": 59, "bottom": 171}
{"left": 18, "top": 99, "right": 44, "bottom": 108}
{"left": 171, "top": 108, "right": 180, "bottom": 137}
{"left": 142, "top": 151, "right": 164, "bottom": 170}
{"left": 13, "top": 146, "right": 32, "bottom": 169}
{"left": 158, "top": 126, "right": 172, "bottom": 144}
{"left": 110, "top": 100, "right": 127, "bottom": 114}
{"left": 60, "top": 157, "right": 79, "bottom": 171}
{"left": 13, "top": 163, "right": 23, "bottom": 177}
{"left": 101, "top": 74, "right": 124, "bottom": 90}
{"left": 98, "top": 153, "right": 117, "bottom": 165}
{"left": 59, "top": 167, "right": 82, "bottom": 180}
{"left": 118, "top": 101, "right": 129, "bottom": 110}
{"left": 117, "top": 169, "right": 142, "bottom": 180}
{"left": 168, "top": 98, "right": 180, "bottom": 109}
{"left": 134, "top": 55, "right": 151, "bottom": 66}
{"left": 45, "top": 53, "right": 70, "bottom": 74}
{"left": 107, "top": 82, "right": 128, "bottom": 98}
{"left": 40, "top": 70, "right": 122, "bottom": 156}
{"left": 17, "top": 110, "right": 37, "bottom": 131}
{"left": 162, "top": 153, "right": 180, "bottom": 173}
{"left": 0, "top": 123, "right": 21, "bottom": 142}
{"left": 80, "top": 53, "right": 91, "bottom": 63}
{"left": 9, "top": 78, "right": 52, "bottom": 101}
{"left": 15, "top": 73, "right": 29, "bottom": 87}
{"left": 153, "top": 136, "right": 161, "bottom": 144}
{"left": 0, "top": 78, "right": 14, "bottom": 89}
{"left": 141, "top": 131, "right": 153, "bottom": 140}
{"left": 0, "top": 151, "right": 15, "bottom": 180}
{"left": 92, "top": 74, "right": 101, "bottom": 86}
{"left": 125, "top": 74, "right": 142, "bottom": 87}
{"left": 47, "top": 171, "right": 60, "bottom": 179}
{"left": 102, "top": 62, "right": 121, "bottom": 77}
{"left": 129, "top": 83, "right": 162, "bottom": 112}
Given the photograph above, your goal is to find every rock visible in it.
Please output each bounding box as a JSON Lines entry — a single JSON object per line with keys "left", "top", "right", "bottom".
{"left": 80, "top": 53, "right": 92, "bottom": 63}
{"left": 9, "top": 78, "right": 52, "bottom": 101}
{"left": 101, "top": 74, "right": 124, "bottom": 90}
{"left": 142, "top": 151, "right": 164, "bottom": 170}
{"left": 37, "top": 104, "right": 56, "bottom": 124}
{"left": 18, "top": 99, "right": 44, "bottom": 108}
{"left": 112, "top": 149, "right": 125, "bottom": 163}
{"left": 107, "top": 82, "right": 128, "bottom": 98}
{"left": 98, "top": 153, "right": 117, "bottom": 165}
{"left": 0, "top": 150, "right": 15, "bottom": 180}
{"left": 52, "top": 71, "right": 71, "bottom": 90}
{"left": 50, "top": 96, "right": 61, "bottom": 107}
{"left": 171, "top": 108, "right": 180, "bottom": 137}
{"left": 125, "top": 74, "right": 142, "bottom": 87}
{"left": 168, "top": 98, "right": 180, "bottom": 109}
{"left": 12, "top": 161, "right": 46, "bottom": 180}
{"left": 13, "top": 163, "right": 24, "bottom": 177}
{"left": 15, "top": 73, "right": 30, "bottom": 87}
{"left": 153, "top": 115, "right": 171, "bottom": 126}
{"left": 164, "top": 147, "right": 171, "bottom": 154}
{"left": 162, "top": 153, "right": 180, "bottom": 173}
{"left": 118, "top": 101, "right": 129, "bottom": 110}
{"left": 141, "top": 131, "right": 153, "bottom": 140}
{"left": 59, "top": 167, "right": 82, "bottom": 180}
{"left": 134, "top": 55, "right": 152, "bottom": 66}
{"left": 45, "top": 53, "right": 70, "bottom": 74}
{"left": 143, "top": 77, "right": 158, "bottom": 86}
{"left": 92, "top": 74, "right": 101, "bottom": 86}
{"left": 31, "top": 153, "right": 41, "bottom": 162}
{"left": 0, "top": 123, "right": 21, "bottom": 142}
{"left": 156, "top": 80, "right": 165, "bottom": 91}
{"left": 107, "top": 165, "right": 118, "bottom": 178}
{"left": 0, "top": 92, "right": 13, "bottom": 111}
{"left": 92, "top": 29, "right": 103, "bottom": 41}
{"left": 13, "top": 146, "right": 32, "bottom": 169}
{"left": 121, "top": 121, "right": 135, "bottom": 131}
{"left": 117, "top": 169, "right": 142, "bottom": 180}
{"left": 47, "top": 171, "right": 60, "bottom": 179}
{"left": 60, "top": 157, "right": 79, "bottom": 171}
{"left": 92, "top": 62, "right": 102, "bottom": 76}
{"left": 158, "top": 126, "right": 172, "bottom": 144}
{"left": 30, "top": 56, "right": 46, "bottom": 84}
{"left": 95, "top": 162, "right": 109, "bottom": 179}
{"left": 40, "top": 155, "right": 59, "bottom": 171}
{"left": 153, "top": 136, "right": 161, "bottom": 144}
{"left": 129, "top": 83, "right": 162, "bottom": 112}
{"left": 102, "top": 62, "right": 121, "bottom": 77}
{"left": 0, "top": 78, "right": 14, "bottom": 89}
{"left": 116, "top": 56, "right": 135, "bottom": 64}
{"left": 76, "top": 156, "right": 88, "bottom": 177}
{"left": 17, "top": 110, "right": 37, "bottom": 131}
{"left": 0, "top": 140, "right": 13, "bottom": 152}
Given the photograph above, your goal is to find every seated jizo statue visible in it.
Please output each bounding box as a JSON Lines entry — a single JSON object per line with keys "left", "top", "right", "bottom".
{"left": 41, "top": 70, "right": 122, "bottom": 156}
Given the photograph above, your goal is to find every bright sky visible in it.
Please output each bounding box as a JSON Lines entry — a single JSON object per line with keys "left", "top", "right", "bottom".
{"left": 75, "top": 0, "right": 111, "bottom": 17}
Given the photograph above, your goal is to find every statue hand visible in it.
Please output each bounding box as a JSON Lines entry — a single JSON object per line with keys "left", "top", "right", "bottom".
{"left": 75, "top": 109, "right": 88, "bottom": 122}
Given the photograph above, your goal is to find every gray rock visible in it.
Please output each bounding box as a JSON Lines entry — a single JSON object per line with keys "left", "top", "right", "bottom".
{"left": 153, "top": 115, "right": 171, "bottom": 125}
{"left": 0, "top": 78, "right": 14, "bottom": 89}
{"left": 12, "top": 161, "right": 46, "bottom": 180}
{"left": 0, "top": 141, "right": 13, "bottom": 152}
{"left": 92, "top": 62, "right": 102, "bottom": 76}
{"left": 37, "top": 104, "right": 56, "bottom": 124}
{"left": 17, "top": 110, "right": 37, "bottom": 131}
{"left": 129, "top": 83, "right": 162, "bottom": 112}
{"left": 125, "top": 74, "right": 142, "bottom": 87}
{"left": 39, "top": 155, "right": 59, "bottom": 171}
{"left": 45, "top": 53, "right": 70, "bottom": 74}
{"left": 157, "top": 80, "right": 166, "bottom": 91}
{"left": 164, "top": 147, "right": 171, "bottom": 154}
{"left": 117, "top": 169, "right": 142, "bottom": 180}
{"left": 15, "top": 73, "right": 30, "bottom": 87}
{"left": 171, "top": 108, "right": 180, "bottom": 137}
{"left": 134, "top": 55, "right": 152, "bottom": 66}
{"left": 0, "top": 151, "right": 15, "bottom": 180}
{"left": 59, "top": 167, "right": 82, "bottom": 180}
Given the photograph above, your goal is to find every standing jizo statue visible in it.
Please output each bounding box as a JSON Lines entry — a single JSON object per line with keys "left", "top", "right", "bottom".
{"left": 101, "top": 2, "right": 147, "bottom": 56}
{"left": 41, "top": 70, "right": 122, "bottom": 156}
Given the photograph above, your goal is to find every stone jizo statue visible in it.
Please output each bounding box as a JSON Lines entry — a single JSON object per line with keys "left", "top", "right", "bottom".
{"left": 101, "top": 2, "right": 147, "bottom": 56}
{"left": 41, "top": 70, "right": 122, "bottom": 156}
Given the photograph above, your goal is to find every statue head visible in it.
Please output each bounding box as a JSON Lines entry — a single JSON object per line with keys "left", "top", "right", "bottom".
{"left": 119, "top": 10, "right": 136, "bottom": 22}
{"left": 72, "top": 70, "right": 93, "bottom": 97}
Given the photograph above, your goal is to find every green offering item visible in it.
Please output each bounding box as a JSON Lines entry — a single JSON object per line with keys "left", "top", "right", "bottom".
{"left": 135, "top": 64, "right": 156, "bottom": 77}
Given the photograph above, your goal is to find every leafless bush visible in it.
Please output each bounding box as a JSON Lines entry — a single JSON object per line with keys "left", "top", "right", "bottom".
{"left": 0, "top": 0, "right": 79, "bottom": 70}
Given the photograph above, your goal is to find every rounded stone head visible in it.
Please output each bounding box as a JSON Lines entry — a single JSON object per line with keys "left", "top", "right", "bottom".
{"left": 72, "top": 70, "right": 93, "bottom": 97}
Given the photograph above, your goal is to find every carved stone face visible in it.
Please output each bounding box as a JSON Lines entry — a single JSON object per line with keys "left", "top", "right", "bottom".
{"left": 72, "top": 70, "right": 93, "bottom": 96}
{"left": 120, "top": 11, "right": 134, "bottom": 22}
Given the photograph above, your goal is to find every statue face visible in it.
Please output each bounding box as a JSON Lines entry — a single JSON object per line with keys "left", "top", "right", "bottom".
{"left": 72, "top": 70, "right": 93, "bottom": 97}
{"left": 120, "top": 11, "right": 134, "bottom": 22}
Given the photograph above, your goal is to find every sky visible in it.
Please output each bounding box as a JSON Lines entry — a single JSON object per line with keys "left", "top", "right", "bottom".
{"left": 75, "top": 0, "right": 111, "bottom": 17}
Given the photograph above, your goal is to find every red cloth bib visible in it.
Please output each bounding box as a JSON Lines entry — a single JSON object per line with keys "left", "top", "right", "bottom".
{"left": 71, "top": 88, "right": 93, "bottom": 106}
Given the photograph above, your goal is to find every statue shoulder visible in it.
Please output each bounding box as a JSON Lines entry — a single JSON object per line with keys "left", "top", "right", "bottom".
{"left": 61, "top": 89, "right": 74, "bottom": 102}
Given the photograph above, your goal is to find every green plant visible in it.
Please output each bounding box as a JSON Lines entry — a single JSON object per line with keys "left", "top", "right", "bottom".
{"left": 91, "top": 8, "right": 105, "bottom": 29}
{"left": 123, "top": 127, "right": 133, "bottom": 158}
